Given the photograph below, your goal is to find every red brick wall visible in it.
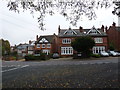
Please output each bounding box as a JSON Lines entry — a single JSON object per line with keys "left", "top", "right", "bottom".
{"left": 58, "top": 37, "right": 75, "bottom": 56}
{"left": 107, "top": 25, "right": 120, "bottom": 51}
{"left": 58, "top": 36, "right": 108, "bottom": 56}
{"left": 34, "top": 35, "right": 59, "bottom": 54}
{"left": 34, "top": 44, "right": 52, "bottom": 53}
{"left": 92, "top": 36, "right": 108, "bottom": 51}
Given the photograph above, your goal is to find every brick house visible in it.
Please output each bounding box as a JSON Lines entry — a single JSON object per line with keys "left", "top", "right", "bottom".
{"left": 34, "top": 34, "right": 58, "bottom": 55}
{"left": 107, "top": 22, "right": 120, "bottom": 51}
{"left": 58, "top": 25, "right": 108, "bottom": 57}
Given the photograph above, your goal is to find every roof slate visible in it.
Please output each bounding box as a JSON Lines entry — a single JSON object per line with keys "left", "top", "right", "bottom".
{"left": 36, "top": 35, "right": 55, "bottom": 44}
{"left": 58, "top": 27, "right": 107, "bottom": 37}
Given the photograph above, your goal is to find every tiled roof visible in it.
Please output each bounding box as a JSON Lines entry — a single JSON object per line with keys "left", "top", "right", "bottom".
{"left": 58, "top": 27, "right": 107, "bottom": 37}
{"left": 17, "top": 44, "right": 29, "bottom": 49}
{"left": 36, "top": 35, "right": 55, "bottom": 44}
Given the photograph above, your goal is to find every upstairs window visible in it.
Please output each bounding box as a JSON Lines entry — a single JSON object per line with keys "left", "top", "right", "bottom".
{"left": 47, "top": 44, "right": 51, "bottom": 48}
{"left": 37, "top": 44, "right": 40, "bottom": 48}
{"left": 62, "top": 39, "right": 71, "bottom": 44}
{"left": 94, "top": 38, "right": 103, "bottom": 43}
{"left": 42, "top": 44, "right": 45, "bottom": 48}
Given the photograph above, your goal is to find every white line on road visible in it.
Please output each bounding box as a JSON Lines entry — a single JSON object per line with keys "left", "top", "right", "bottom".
{"left": 1, "top": 65, "right": 29, "bottom": 73}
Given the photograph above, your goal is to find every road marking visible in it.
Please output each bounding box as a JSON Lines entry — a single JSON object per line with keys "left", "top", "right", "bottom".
{"left": 2, "top": 65, "right": 18, "bottom": 67}
{"left": 1, "top": 65, "right": 29, "bottom": 73}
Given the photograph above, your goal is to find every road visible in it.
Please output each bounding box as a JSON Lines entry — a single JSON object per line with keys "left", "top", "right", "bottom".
{"left": 2, "top": 57, "right": 119, "bottom": 88}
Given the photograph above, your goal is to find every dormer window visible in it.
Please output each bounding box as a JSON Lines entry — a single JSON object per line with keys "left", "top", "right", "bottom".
{"left": 39, "top": 38, "right": 48, "bottom": 43}
{"left": 65, "top": 30, "right": 75, "bottom": 35}
{"left": 87, "top": 26, "right": 101, "bottom": 35}
{"left": 62, "top": 39, "right": 71, "bottom": 44}
{"left": 64, "top": 28, "right": 77, "bottom": 35}
{"left": 90, "top": 30, "right": 97, "bottom": 34}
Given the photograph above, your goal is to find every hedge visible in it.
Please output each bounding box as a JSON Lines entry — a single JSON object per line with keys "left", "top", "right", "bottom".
{"left": 24, "top": 53, "right": 50, "bottom": 61}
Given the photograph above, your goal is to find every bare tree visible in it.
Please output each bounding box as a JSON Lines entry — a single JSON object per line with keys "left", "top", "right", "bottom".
{"left": 6, "top": 0, "right": 118, "bottom": 30}
{"left": 112, "top": 0, "right": 120, "bottom": 17}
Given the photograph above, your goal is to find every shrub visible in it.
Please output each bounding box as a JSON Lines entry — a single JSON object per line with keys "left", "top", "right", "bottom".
{"left": 9, "top": 56, "right": 16, "bottom": 60}
{"left": 24, "top": 53, "right": 50, "bottom": 61}
{"left": 40, "top": 53, "right": 47, "bottom": 60}
{"left": 91, "top": 54, "right": 101, "bottom": 58}
{"left": 24, "top": 55, "right": 36, "bottom": 61}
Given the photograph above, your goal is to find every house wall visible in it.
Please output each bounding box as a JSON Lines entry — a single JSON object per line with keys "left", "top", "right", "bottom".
{"left": 34, "top": 44, "right": 52, "bottom": 53}
{"left": 34, "top": 35, "right": 59, "bottom": 55}
{"left": 107, "top": 25, "right": 120, "bottom": 51}
{"left": 58, "top": 37, "right": 75, "bottom": 57}
{"left": 92, "top": 36, "right": 108, "bottom": 51}
{"left": 58, "top": 36, "right": 108, "bottom": 57}
{"left": 51, "top": 35, "right": 59, "bottom": 53}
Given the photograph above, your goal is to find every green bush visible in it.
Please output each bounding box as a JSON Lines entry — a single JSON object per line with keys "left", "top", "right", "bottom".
{"left": 40, "top": 53, "right": 47, "bottom": 60}
{"left": 24, "top": 53, "right": 50, "bottom": 61}
{"left": 24, "top": 55, "right": 37, "bottom": 61}
{"left": 91, "top": 54, "right": 101, "bottom": 58}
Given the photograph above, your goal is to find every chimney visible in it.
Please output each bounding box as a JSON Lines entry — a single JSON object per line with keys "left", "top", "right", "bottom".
{"left": 112, "top": 22, "right": 116, "bottom": 26}
{"left": 29, "top": 40, "right": 32, "bottom": 44}
{"left": 105, "top": 26, "right": 108, "bottom": 33}
{"left": 36, "top": 35, "right": 38, "bottom": 41}
{"left": 79, "top": 26, "right": 83, "bottom": 32}
{"left": 101, "top": 25, "right": 104, "bottom": 32}
{"left": 58, "top": 25, "right": 60, "bottom": 34}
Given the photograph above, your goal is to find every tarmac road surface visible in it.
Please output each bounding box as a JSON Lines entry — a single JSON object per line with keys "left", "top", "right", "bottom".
{"left": 2, "top": 57, "right": 119, "bottom": 88}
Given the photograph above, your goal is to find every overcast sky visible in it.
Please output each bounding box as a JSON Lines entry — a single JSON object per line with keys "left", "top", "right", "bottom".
{"left": 0, "top": 0, "right": 118, "bottom": 46}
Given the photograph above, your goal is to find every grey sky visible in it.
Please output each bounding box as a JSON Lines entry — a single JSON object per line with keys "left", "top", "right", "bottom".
{"left": 0, "top": 0, "right": 118, "bottom": 46}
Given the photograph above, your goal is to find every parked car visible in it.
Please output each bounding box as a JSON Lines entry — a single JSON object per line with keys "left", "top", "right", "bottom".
{"left": 73, "top": 52, "right": 82, "bottom": 59}
{"left": 108, "top": 51, "right": 118, "bottom": 56}
{"left": 100, "top": 51, "right": 109, "bottom": 57}
{"left": 52, "top": 53, "right": 59, "bottom": 59}
{"left": 115, "top": 52, "right": 120, "bottom": 56}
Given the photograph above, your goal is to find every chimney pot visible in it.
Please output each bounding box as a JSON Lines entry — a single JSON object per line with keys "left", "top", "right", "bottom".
{"left": 29, "top": 40, "right": 32, "bottom": 44}
{"left": 58, "top": 25, "right": 60, "bottom": 34}
{"left": 79, "top": 26, "right": 83, "bottom": 32}
{"left": 36, "top": 35, "right": 38, "bottom": 41}
{"left": 112, "top": 22, "right": 116, "bottom": 26}
{"left": 101, "top": 25, "right": 105, "bottom": 32}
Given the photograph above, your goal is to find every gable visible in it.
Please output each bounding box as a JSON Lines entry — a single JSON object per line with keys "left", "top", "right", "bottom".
{"left": 87, "top": 26, "right": 101, "bottom": 35}
{"left": 39, "top": 38, "right": 48, "bottom": 43}
{"left": 64, "top": 29, "right": 77, "bottom": 35}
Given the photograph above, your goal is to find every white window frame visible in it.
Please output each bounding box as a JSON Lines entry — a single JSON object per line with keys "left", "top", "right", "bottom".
{"left": 92, "top": 46, "right": 105, "bottom": 54}
{"left": 94, "top": 38, "right": 103, "bottom": 43}
{"left": 47, "top": 44, "right": 51, "bottom": 48}
{"left": 87, "top": 27, "right": 101, "bottom": 35}
{"left": 39, "top": 38, "right": 48, "bottom": 43}
{"left": 62, "top": 39, "right": 71, "bottom": 44}
{"left": 42, "top": 44, "right": 45, "bottom": 48}
{"left": 61, "top": 47, "right": 73, "bottom": 55}
{"left": 37, "top": 44, "right": 40, "bottom": 48}
{"left": 42, "top": 49, "right": 50, "bottom": 55}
